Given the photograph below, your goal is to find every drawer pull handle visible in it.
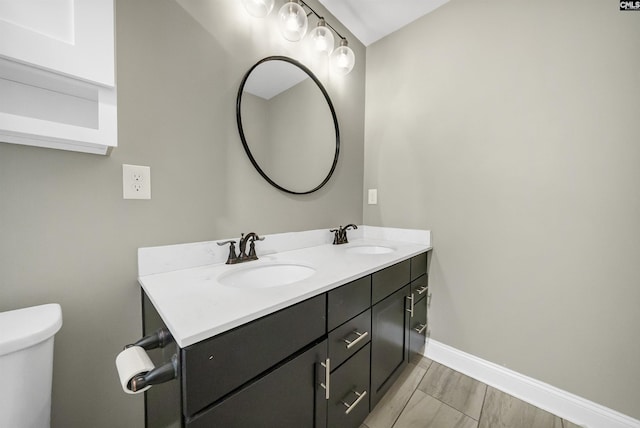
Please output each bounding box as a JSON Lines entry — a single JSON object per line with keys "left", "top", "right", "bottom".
{"left": 417, "top": 285, "right": 428, "bottom": 295}
{"left": 427, "top": 292, "right": 432, "bottom": 307}
{"left": 342, "top": 389, "right": 368, "bottom": 415}
{"left": 407, "top": 293, "right": 414, "bottom": 317}
{"left": 343, "top": 331, "right": 369, "bottom": 349}
{"left": 414, "top": 323, "right": 427, "bottom": 334}
{"left": 320, "top": 358, "right": 330, "bottom": 400}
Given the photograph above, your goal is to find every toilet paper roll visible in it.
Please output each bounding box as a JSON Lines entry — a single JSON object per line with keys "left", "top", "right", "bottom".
{"left": 116, "top": 346, "right": 155, "bottom": 394}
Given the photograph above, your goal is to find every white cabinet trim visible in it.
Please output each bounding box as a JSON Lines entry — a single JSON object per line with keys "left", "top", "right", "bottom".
{"left": 0, "top": 0, "right": 117, "bottom": 155}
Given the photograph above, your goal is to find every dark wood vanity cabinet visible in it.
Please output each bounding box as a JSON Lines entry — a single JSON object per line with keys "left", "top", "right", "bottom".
{"left": 142, "top": 251, "right": 430, "bottom": 428}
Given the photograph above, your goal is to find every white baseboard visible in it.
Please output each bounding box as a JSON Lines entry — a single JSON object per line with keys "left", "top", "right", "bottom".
{"left": 425, "top": 339, "right": 640, "bottom": 428}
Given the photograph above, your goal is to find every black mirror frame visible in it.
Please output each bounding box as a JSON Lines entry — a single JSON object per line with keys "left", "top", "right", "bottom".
{"left": 236, "top": 56, "right": 340, "bottom": 195}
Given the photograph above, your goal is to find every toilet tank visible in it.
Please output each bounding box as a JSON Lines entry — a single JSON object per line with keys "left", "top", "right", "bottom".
{"left": 0, "top": 304, "right": 63, "bottom": 428}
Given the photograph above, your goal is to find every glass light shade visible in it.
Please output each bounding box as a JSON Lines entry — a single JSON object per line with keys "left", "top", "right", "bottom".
{"left": 308, "top": 19, "right": 335, "bottom": 55}
{"left": 242, "top": 0, "right": 275, "bottom": 17}
{"left": 330, "top": 40, "right": 355, "bottom": 75}
{"left": 277, "top": 1, "right": 308, "bottom": 42}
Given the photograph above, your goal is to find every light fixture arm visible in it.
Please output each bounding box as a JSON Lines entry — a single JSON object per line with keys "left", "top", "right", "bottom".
{"left": 298, "top": 0, "right": 346, "bottom": 42}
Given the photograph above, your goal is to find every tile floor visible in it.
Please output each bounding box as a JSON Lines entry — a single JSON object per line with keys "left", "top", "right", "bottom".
{"left": 361, "top": 357, "right": 582, "bottom": 428}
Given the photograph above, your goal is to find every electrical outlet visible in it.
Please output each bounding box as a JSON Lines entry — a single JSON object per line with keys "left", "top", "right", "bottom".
{"left": 123, "top": 164, "right": 151, "bottom": 199}
{"left": 368, "top": 189, "right": 378, "bottom": 205}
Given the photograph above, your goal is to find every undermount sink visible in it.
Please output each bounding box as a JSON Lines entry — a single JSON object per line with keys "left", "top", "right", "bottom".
{"left": 345, "top": 245, "right": 395, "bottom": 255}
{"left": 218, "top": 263, "right": 316, "bottom": 289}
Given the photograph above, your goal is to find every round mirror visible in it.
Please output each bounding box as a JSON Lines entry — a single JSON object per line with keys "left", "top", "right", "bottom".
{"left": 236, "top": 56, "right": 340, "bottom": 194}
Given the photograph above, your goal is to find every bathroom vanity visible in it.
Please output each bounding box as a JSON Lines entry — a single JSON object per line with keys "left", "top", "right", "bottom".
{"left": 137, "top": 226, "right": 431, "bottom": 428}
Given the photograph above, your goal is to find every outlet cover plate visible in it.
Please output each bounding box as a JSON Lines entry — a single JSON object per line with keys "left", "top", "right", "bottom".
{"left": 368, "top": 189, "right": 378, "bottom": 205}
{"left": 123, "top": 164, "right": 151, "bottom": 199}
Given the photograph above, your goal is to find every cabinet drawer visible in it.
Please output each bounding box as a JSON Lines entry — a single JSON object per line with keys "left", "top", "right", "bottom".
{"left": 410, "top": 252, "right": 428, "bottom": 280}
{"left": 409, "top": 294, "right": 428, "bottom": 365}
{"left": 328, "top": 309, "right": 371, "bottom": 368}
{"left": 328, "top": 276, "right": 371, "bottom": 331}
{"left": 186, "top": 340, "right": 327, "bottom": 428}
{"left": 328, "top": 343, "right": 371, "bottom": 428}
{"left": 372, "top": 259, "right": 410, "bottom": 305}
{"left": 410, "top": 274, "right": 429, "bottom": 297}
{"left": 182, "top": 294, "right": 326, "bottom": 416}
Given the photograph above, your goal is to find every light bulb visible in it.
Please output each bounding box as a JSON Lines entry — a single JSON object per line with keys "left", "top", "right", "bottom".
{"left": 330, "top": 39, "right": 355, "bottom": 75}
{"left": 277, "top": 1, "right": 308, "bottom": 42}
{"left": 308, "top": 19, "right": 335, "bottom": 55}
{"left": 242, "top": 0, "right": 274, "bottom": 17}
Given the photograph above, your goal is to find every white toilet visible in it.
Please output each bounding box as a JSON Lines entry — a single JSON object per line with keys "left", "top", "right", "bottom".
{"left": 0, "top": 304, "right": 63, "bottom": 428}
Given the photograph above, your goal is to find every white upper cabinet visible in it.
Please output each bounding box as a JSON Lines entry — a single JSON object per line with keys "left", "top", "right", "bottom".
{"left": 0, "top": 0, "right": 117, "bottom": 155}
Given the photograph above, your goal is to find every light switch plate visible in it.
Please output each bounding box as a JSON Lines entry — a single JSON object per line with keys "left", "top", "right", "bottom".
{"left": 123, "top": 164, "right": 151, "bottom": 199}
{"left": 368, "top": 189, "right": 378, "bottom": 205}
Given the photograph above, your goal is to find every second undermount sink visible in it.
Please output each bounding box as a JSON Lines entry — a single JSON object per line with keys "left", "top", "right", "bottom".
{"left": 345, "top": 245, "right": 395, "bottom": 255}
{"left": 218, "top": 263, "right": 316, "bottom": 289}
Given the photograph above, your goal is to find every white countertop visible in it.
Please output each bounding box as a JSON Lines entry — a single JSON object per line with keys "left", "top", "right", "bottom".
{"left": 138, "top": 226, "right": 431, "bottom": 348}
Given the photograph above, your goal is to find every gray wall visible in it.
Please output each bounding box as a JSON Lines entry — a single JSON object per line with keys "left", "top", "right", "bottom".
{"left": 0, "top": 0, "right": 365, "bottom": 426}
{"left": 364, "top": 0, "right": 640, "bottom": 419}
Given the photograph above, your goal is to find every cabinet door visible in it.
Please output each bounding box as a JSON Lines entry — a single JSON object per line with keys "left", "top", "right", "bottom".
{"left": 185, "top": 340, "right": 328, "bottom": 428}
{"left": 370, "top": 285, "right": 410, "bottom": 409}
{"left": 328, "top": 344, "right": 370, "bottom": 428}
{"left": 0, "top": 0, "right": 114, "bottom": 86}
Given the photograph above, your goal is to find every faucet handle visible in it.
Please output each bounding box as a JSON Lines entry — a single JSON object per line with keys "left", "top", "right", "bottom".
{"left": 217, "top": 240, "right": 238, "bottom": 264}
{"left": 217, "top": 240, "right": 236, "bottom": 245}
{"left": 329, "top": 227, "right": 342, "bottom": 245}
{"left": 245, "top": 234, "right": 264, "bottom": 260}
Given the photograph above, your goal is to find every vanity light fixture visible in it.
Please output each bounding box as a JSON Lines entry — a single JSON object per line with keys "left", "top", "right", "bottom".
{"left": 331, "top": 39, "right": 355, "bottom": 75}
{"left": 242, "top": 0, "right": 275, "bottom": 18}
{"left": 308, "top": 18, "right": 335, "bottom": 55}
{"left": 277, "top": 0, "right": 309, "bottom": 41}
{"left": 245, "top": 0, "right": 355, "bottom": 75}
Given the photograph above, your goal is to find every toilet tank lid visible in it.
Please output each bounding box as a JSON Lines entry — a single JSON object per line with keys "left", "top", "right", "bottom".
{"left": 0, "top": 304, "right": 62, "bottom": 356}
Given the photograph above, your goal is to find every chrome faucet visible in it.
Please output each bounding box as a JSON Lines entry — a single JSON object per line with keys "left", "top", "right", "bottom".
{"left": 330, "top": 224, "right": 358, "bottom": 245}
{"left": 217, "top": 232, "right": 265, "bottom": 264}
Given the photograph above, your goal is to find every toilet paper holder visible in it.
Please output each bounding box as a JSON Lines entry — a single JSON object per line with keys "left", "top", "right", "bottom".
{"left": 125, "top": 328, "right": 173, "bottom": 351}
{"left": 129, "top": 354, "right": 178, "bottom": 392}
{"left": 124, "top": 328, "right": 179, "bottom": 393}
